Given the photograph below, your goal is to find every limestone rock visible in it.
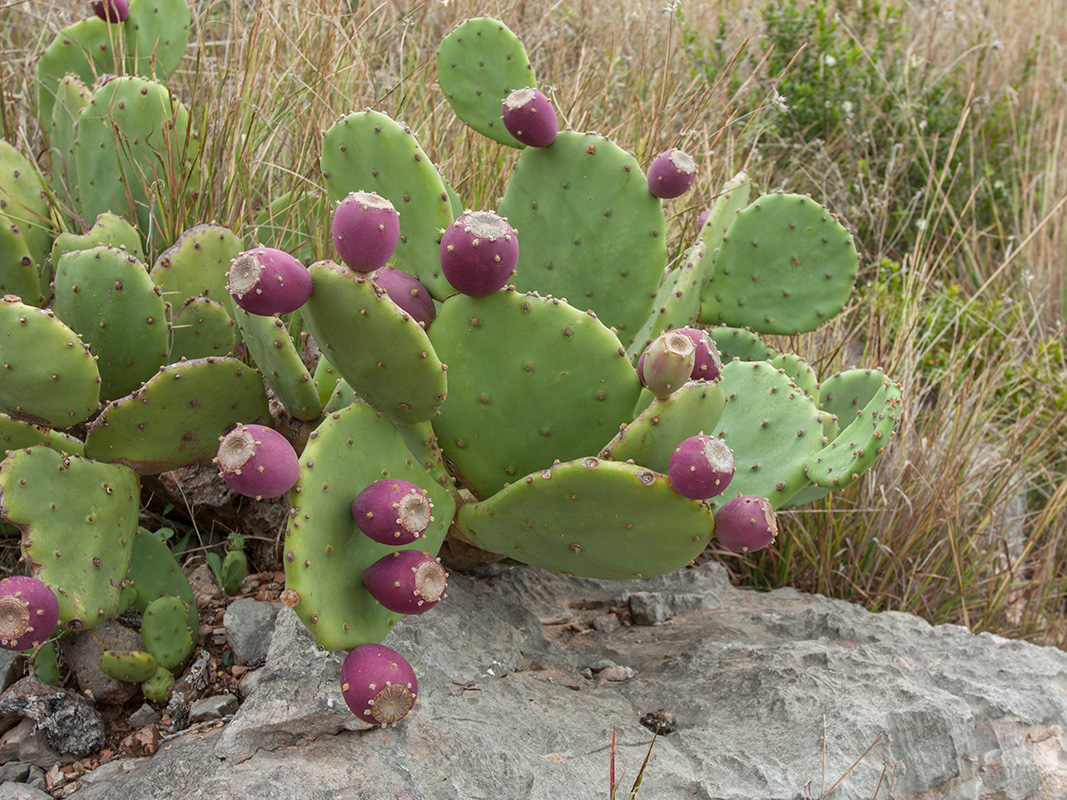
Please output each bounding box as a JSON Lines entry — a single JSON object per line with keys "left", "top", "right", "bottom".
{"left": 222, "top": 599, "right": 280, "bottom": 667}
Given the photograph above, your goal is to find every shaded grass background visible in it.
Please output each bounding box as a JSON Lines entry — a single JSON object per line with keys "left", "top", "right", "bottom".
{"left": 2, "top": 0, "right": 1065, "bottom": 645}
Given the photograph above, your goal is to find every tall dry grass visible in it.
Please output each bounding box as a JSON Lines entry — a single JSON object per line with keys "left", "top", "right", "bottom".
{"left": 2, "top": 0, "right": 1066, "bottom": 644}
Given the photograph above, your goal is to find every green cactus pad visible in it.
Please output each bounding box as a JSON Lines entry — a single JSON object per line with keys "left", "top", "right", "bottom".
{"left": 127, "top": 527, "right": 197, "bottom": 631}
{"left": 805, "top": 372, "right": 902, "bottom": 490}
{"left": 122, "top": 0, "right": 192, "bottom": 82}
{"left": 1, "top": 413, "right": 85, "bottom": 457}
{"left": 74, "top": 77, "right": 190, "bottom": 241}
{"left": 143, "top": 664, "right": 175, "bottom": 702}
{"left": 301, "top": 261, "right": 446, "bottom": 425}
{"left": 0, "top": 141, "right": 53, "bottom": 271}
{"left": 708, "top": 326, "right": 776, "bottom": 363}
{"left": 53, "top": 246, "right": 170, "bottom": 400}
{"left": 436, "top": 17, "right": 536, "bottom": 148}
{"left": 35, "top": 17, "right": 120, "bottom": 138}
{"left": 429, "top": 289, "right": 642, "bottom": 499}
{"left": 52, "top": 212, "right": 146, "bottom": 265}
{"left": 84, "top": 356, "right": 270, "bottom": 474}
{"left": 0, "top": 445, "right": 138, "bottom": 631}
{"left": 699, "top": 194, "right": 859, "bottom": 334}
{"left": 771, "top": 353, "right": 819, "bottom": 399}
{"left": 696, "top": 171, "right": 752, "bottom": 260}
{"left": 141, "top": 595, "right": 195, "bottom": 672}
{"left": 311, "top": 355, "right": 339, "bottom": 409}
{"left": 283, "top": 400, "right": 456, "bottom": 651}
{"left": 817, "top": 368, "right": 894, "bottom": 425}
{"left": 0, "top": 295, "right": 101, "bottom": 426}
{"left": 498, "top": 131, "right": 667, "bottom": 337}
{"left": 457, "top": 457, "right": 714, "bottom": 579}
{"left": 321, "top": 110, "right": 454, "bottom": 299}
{"left": 228, "top": 301, "right": 321, "bottom": 421}
{"left": 169, "top": 297, "right": 235, "bottom": 362}
{"left": 710, "top": 360, "right": 825, "bottom": 509}
{"left": 32, "top": 642, "right": 61, "bottom": 686}
{"left": 322, "top": 377, "right": 356, "bottom": 415}
{"left": 150, "top": 223, "right": 242, "bottom": 306}
{"left": 99, "top": 650, "right": 159, "bottom": 684}
{"left": 48, "top": 74, "right": 93, "bottom": 224}
{"left": 0, "top": 211, "right": 42, "bottom": 306}
{"left": 626, "top": 243, "right": 705, "bottom": 359}
{"left": 601, "top": 381, "right": 727, "bottom": 473}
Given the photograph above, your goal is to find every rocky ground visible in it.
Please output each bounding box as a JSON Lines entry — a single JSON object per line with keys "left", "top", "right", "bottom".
{"left": 2, "top": 556, "right": 1066, "bottom": 799}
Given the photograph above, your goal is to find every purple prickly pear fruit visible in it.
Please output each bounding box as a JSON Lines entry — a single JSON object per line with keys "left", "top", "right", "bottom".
{"left": 638, "top": 331, "right": 696, "bottom": 400}
{"left": 697, "top": 207, "right": 712, "bottom": 229}
{"left": 351, "top": 479, "right": 433, "bottom": 545}
{"left": 372, "top": 266, "right": 437, "bottom": 326}
{"left": 363, "top": 550, "right": 448, "bottom": 615}
{"left": 340, "top": 643, "right": 418, "bottom": 726}
{"left": 439, "top": 211, "right": 519, "bottom": 297}
{"left": 332, "top": 191, "right": 400, "bottom": 273}
{"left": 215, "top": 423, "right": 299, "bottom": 500}
{"left": 675, "top": 327, "right": 723, "bottom": 382}
{"left": 647, "top": 148, "right": 698, "bottom": 199}
{"left": 501, "top": 87, "right": 559, "bottom": 148}
{"left": 668, "top": 434, "right": 735, "bottom": 500}
{"left": 227, "top": 247, "right": 312, "bottom": 316}
{"left": 91, "top": 0, "right": 129, "bottom": 23}
{"left": 0, "top": 576, "right": 59, "bottom": 651}
{"left": 715, "top": 495, "right": 778, "bottom": 553}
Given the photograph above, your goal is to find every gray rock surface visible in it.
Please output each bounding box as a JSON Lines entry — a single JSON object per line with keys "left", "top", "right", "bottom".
{"left": 0, "top": 677, "right": 104, "bottom": 759}
{"left": 0, "top": 783, "right": 51, "bottom": 800}
{"left": 58, "top": 620, "right": 142, "bottom": 704}
{"left": 222, "top": 599, "right": 280, "bottom": 666}
{"left": 67, "top": 562, "right": 1067, "bottom": 799}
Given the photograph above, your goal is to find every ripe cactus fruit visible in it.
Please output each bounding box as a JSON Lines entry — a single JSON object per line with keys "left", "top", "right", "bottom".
{"left": 439, "top": 211, "right": 519, "bottom": 297}
{"left": 647, "top": 149, "right": 697, "bottom": 199}
{"left": 332, "top": 191, "right": 400, "bottom": 273}
{"left": 0, "top": 576, "right": 59, "bottom": 651}
{"left": 668, "top": 434, "right": 735, "bottom": 500}
{"left": 340, "top": 643, "right": 418, "bottom": 726}
{"left": 372, "top": 266, "right": 437, "bottom": 326}
{"left": 501, "top": 88, "right": 558, "bottom": 147}
{"left": 91, "top": 0, "right": 129, "bottom": 23}
{"left": 638, "top": 331, "right": 696, "bottom": 400}
{"left": 715, "top": 495, "right": 778, "bottom": 553}
{"left": 675, "top": 327, "right": 723, "bottom": 382}
{"left": 352, "top": 479, "right": 434, "bottom": 545}
{"left": 227, "top": 248, "right": 312, "bottom": 315}
{"left": 216, "top": 424, "right": 299, "bottom": 500}
{"left": 363, "top": 550, "right": 448, "bottom": 614}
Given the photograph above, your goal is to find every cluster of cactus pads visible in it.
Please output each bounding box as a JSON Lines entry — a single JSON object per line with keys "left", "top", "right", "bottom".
{"left": 0, "top": 9, "right": 901, "bottom": 726}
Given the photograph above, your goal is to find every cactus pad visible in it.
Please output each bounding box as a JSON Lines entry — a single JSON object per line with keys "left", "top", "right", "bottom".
{"left": 428, "top": 288, "right": 642, "bottom": 498}
{"left": 53, "top": 246, "right": 170, "bottom": 400}
{"left": 35, "top": 17, "right": 120, "bottom": 137}
{"left": 150, "top": 223, "right": 243, "bottom": 306}
{"left": 0, "top": 295, "right": 101, "bottom": 426}
{"left": 498, "top": 131, "right": 667, "bottom": 336}
{"left": 0, "top": 445, "right": 138, "bottom": 631}
{"left": 321, "top": 110, "right": 454, "bottom": 299}
{"left": 0, "top": 212, "right": 42, "bottom": 305}
{"left": 436, "top": 17, "right": 536, "bottom": 148}
{"left": 708, "top": 326, "right": 776, "bottom": 363}
{"left": 1, "top": 413, "right": 85, "bottom": 457}
{"left": 99, "top": 649, "right": 158, "bottom": 683}
{"left": 52, "top": 212, "right": 146, "bottom": 265}
{"left": 283, "top": 401, "right": 456, "bottom": 651}
{"left": 0, "top": 141, "right": 53, "bottom": 272}
{"left": 127, "top": 527, "right": 197, "bottom": 631}
{"left": 141, "top": 594, "right": 195, "bottom": 672}
{"left": 457, "top": 457, "right": 714, "bottom": 579}
{"left": 84, "top": 356, "right": 270, "bottom": 474}
{"left": 700, "top": 194, "right": 859, "bottom": 334}
{"left": 301, "top": 261, "right": 446, "bottom": 425}
{"left": 626, "top": 243, "right": 705, "bottom": 360}
{"left": 169, "top": 297, "right": 235, "bottom": 362}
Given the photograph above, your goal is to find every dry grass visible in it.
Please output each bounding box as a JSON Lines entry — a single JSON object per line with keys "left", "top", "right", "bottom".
{"left": 2, "top": 0, "right": 1066, "bottom": 644}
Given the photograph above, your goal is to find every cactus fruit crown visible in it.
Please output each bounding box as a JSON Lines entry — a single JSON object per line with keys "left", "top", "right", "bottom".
{"left": 396, "top": 492, "right": 433, "bottom": 536}
{"left": 667, "top": 148, "right": 696, "bottom": 173}
{"left": 503, "top": 86, "right": 539, "bottom": 111}
{"left": 661, "top": 330, "right": 695, "bottom": 359}
{"left": 412, "top": 560, "right": 447, "bottom": 603}
{"left": 226, "top": 253, "right": 263, "bottom": 298}
{"left": 702, "top": 436, "right": 734, "bottom": 473}
{"left": 216, "top": 427, "right": 258, "bottom": 473}
{"left": 0, "top": 594, "right": 32, "bottom": 643}
{"left": 347, "top": 190, "right": 396, "bottom": 213}
{"left": 359, "top": 682, "right": 416, "bottom": 726}
{"left": 454, "top": 211, "right": 513, "bottom": 242}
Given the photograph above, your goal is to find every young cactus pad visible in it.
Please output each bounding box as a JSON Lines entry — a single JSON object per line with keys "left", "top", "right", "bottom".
{"left": 283, "top": 401, "right": 455, "bottom": 651}
{"left": 436, "top": 17, "right": 536, "bottom": 148}
{"left": 428, "top": 288, "right": 642, "bottom": 499}
{"left": 457, "top": 457, "right": 715, "bottom": 580}
{"left": 699, "top": 194, "right": 859, "bottom": 334}
{"left": 498, "top": 131, "right": 667, "bottom": 337}
{"left": 300, "top": 261, "right": 447, "bottom": 425}
{"left": 0, "top": 445, "right": 138, "bottom": 631}
{"left": 0, "top": 216, "right": 42, "bottom": 307}
{"left": 321, "top": 110, "right": 455, "bottom": 300}
{"left": 0, "top": 141, "right": 53, "bottom": 273}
